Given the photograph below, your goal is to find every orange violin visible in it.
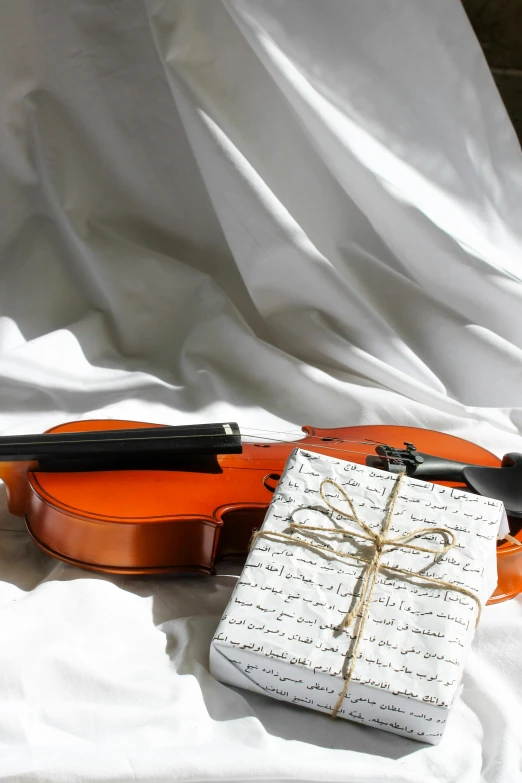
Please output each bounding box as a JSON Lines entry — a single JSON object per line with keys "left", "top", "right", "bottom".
{"left": 0, "top": 419, "right": 521, "bottom": 605}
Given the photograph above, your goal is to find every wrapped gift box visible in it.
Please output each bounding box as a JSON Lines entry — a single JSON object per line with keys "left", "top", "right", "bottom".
{"left": 210, "top": 448, "right": 508, "bottom": 744}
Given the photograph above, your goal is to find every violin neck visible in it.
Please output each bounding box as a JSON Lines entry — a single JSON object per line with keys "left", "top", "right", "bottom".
{"left": 0, "top": 422, "right": 242, "bottom": 465}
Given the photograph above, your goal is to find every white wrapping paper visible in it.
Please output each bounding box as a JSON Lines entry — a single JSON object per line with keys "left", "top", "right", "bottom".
{"left": 210, "top": 449, "right": 508, "bottom": 744}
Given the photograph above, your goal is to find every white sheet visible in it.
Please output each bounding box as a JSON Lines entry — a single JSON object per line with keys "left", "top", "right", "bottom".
{"left": 0, "top": 1, "right": 521, "bottom": 781}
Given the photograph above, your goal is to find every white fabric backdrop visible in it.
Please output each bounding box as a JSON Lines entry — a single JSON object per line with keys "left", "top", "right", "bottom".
{"left": 0, "top": 1, "right": 521, "bottom": 781}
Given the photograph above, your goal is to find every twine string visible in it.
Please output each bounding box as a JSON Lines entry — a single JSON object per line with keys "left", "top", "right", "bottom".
{"left": 250, "top": 472, "right": 482, "bottom": 719}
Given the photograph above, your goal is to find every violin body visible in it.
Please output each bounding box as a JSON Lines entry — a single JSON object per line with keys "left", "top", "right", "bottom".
{"left": 1, "top": 419, "right": 521, "bottom": 604}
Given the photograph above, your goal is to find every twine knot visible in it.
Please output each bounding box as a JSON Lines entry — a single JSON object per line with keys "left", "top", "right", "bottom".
{"left": 251, "top": 471, "right": 482, "bottom": 719}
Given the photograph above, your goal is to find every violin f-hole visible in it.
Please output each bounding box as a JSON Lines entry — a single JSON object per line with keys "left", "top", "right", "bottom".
{"left": 263, "top": 474, "right": 281, "bottom": 493}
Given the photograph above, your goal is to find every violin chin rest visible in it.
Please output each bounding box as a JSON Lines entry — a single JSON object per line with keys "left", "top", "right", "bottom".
{"left": 462, "top": 453, "right": 522, "bottom": 518}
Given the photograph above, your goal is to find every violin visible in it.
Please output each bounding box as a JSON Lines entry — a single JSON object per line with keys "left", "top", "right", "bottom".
{"left": 1, "top": 418, "right": 521, "bottom": 605}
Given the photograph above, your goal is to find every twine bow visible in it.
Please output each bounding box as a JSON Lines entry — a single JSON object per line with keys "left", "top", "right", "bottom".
{"left": 251, "top": 471, "right": 482, "bottom": 719}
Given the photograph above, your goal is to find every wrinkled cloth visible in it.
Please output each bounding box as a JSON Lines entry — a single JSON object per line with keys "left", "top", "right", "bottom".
{"left": 0, "top": 1, "right": 521, "bottom": 781}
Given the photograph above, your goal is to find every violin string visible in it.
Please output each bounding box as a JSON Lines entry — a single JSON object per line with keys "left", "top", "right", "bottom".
{"left": 237, "top": 431, "right": 392, "bottom": 456}
{"left": 240, "top": 425, "right": 385, "bottom": 443}
{"left": 222, "top": 452, "right": 397, "bottom": 465}
{"left": 0, "top": 425, "right": 394, "bottom": 467}
{"left": 0, "top": 426, "right": 387, "bottom": 449}
{"left": 238, "top": 427, "right": 307, "bottom": 436}
{"left": 239, "top": 428, "right": 387, "bottom": 447}
{"left": 226, "top": 441, "right": 399, "bottom": 464}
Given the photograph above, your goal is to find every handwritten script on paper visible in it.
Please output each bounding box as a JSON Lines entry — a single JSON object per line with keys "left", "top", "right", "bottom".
{"left": 210, "top": 448, "right": 506, "bottom": 743}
